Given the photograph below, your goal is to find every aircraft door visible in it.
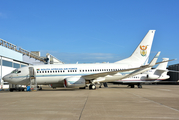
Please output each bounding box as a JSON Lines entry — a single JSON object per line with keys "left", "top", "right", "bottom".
{"left": 29, "top": 67, "right": 37, "bottom": 91}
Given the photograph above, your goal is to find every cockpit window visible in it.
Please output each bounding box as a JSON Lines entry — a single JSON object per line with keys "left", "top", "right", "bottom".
{"left": 11, "top": 70, "right": 18, "bottom": 73}
{"left": 11, "top": 69, "right": 21, "bottom": 74}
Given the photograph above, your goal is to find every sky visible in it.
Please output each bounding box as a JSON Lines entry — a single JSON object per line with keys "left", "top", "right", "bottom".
{"left": 0, "top": 0, "right": 179, "bottom": 65}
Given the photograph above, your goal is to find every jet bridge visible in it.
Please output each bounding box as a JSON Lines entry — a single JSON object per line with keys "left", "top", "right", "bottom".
{"left": 46, "top": 53, "right": 64, "bottom": 64}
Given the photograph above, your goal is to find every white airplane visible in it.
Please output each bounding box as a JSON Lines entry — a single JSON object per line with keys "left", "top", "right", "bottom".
{"left": 3, "top": 30, "right": 167, "bottom": 90}
{"left": 108, "top": 58, "right": 171, "bottom": 88}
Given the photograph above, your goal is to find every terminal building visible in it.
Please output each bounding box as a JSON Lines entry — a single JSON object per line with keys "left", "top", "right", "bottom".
{"left": 167, "top": 64, "right": 179, "bottom": 84}
{"left": 0, "top": 38, "right": 63, "bottom": 90}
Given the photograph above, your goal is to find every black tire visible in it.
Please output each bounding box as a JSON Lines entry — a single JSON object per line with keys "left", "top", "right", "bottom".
{"left": 89, "top": 85, "right": 92, "bottom": 89}
{"left": 79, "top": 87, "right": 86, "bottom": 89}
{"left": 131, "top": 85, "right": 135, "bottom": 88}
{"left": 138, "top": 85, "right": 142, "bottom": 88}
{"left": 91, "top": 84, "right": 96, "bottom": 90}
{"left": 10, "top": 88, "right": 14, "bottom": 92}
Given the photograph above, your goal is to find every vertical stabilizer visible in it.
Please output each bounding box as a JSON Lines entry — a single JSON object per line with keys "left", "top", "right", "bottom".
{"left": 154, "top": 58, "right": 169, "bottom": 78}
{"left": 115, "top": 30, "right": 155, "bottom": 66}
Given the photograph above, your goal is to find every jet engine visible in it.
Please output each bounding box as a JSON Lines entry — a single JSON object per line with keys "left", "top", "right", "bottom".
{"left": 147, "top": 74, "right": 160, "bottom": 79}
{"left": 64, "top": 76, "right": 86, "bottom": 88}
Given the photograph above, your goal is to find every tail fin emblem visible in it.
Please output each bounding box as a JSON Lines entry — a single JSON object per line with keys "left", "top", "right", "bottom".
{"left": 140, "top": 45, "right": 147, "bottom": 56}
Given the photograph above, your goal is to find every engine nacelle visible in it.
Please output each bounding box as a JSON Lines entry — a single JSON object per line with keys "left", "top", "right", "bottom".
{"left": 64, "top": 76, "right": 86, "bottom": 88}
{"left": 50, "top": 84, "right": 64, "bottom": 88}
{"left": 147, "top": 74, "right": 160, "bottom": 79}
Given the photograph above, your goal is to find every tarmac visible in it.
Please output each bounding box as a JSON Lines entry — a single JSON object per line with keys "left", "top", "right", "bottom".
{"left": 0, "top": 85, "right": 179, "bottom": 120}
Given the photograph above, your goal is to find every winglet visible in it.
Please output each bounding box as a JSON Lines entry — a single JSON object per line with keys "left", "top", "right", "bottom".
{"left": 149, "top": 51, "right": 161, "bottom": 67}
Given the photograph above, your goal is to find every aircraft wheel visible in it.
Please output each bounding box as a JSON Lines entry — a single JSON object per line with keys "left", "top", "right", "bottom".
{"left": 10, "top": 88, "right": 14, "bottom": 92}
{"left": 79, "top": 87, "right": 86, "bottom": 89}
{"left": 89, "top": 84, "right": 96, "bottom": 90}
{"left": 99, "top": 83, "right": 102, "bottom": 88}
{"left": 131, "top": 85, "right": 135, "bottom": 88}
{"left": 91, "top": 84, "right": 96, "bottom": 90}
{"left": 89, "top": 84, "right": 92, "bottom": 89}
{"left": 138, "top": 84, "right": 142, "bottom": 88}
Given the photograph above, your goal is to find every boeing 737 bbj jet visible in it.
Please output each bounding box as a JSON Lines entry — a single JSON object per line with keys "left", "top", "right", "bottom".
{"left": 3, "top": 30, "right": 168, "bottom": 90}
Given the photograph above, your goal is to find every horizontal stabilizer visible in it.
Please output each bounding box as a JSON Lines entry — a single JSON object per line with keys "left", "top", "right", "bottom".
{"left": 149, "top": 52, "right": 161, "bottom": 67}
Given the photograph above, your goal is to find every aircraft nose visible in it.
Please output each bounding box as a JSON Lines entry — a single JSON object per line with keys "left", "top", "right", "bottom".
{"left": 2, "top": 75, "right": 9, "bottom": 82}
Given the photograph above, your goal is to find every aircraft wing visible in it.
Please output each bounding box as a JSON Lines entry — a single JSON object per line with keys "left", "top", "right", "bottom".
{"left": 83, "top": 66, "right": 150, "bottom": 80}
{"left": 83, "top": 52, "right": 161, "bottom": 81}
{"left": 154, "top": 59, "right": 176, "bottom": 65}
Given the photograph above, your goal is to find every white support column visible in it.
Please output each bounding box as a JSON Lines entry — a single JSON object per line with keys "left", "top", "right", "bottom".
{"left": 0, "top": 56, "right": 2, "bottom": 89}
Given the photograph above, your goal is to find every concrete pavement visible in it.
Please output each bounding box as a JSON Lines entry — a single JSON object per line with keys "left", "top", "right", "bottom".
{"left": 0, "top": 85, "right": 179, "bottom": 120}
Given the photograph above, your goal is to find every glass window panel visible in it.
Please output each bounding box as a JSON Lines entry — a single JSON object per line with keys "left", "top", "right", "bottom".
{"left": 2, "top": 60, "right": 12, "bottom": 67}
{"left": 13, "top": 63, "right": 20, "bottom": 68}
{"left": 21, "top": 65, "right": 27, "bottom": 68}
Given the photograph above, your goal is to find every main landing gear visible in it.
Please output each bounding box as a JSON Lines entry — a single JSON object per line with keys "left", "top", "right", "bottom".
{"left": 89, "top": 84, "right": 96, "bottom": 90}
{"left": 137, "top": 84, "right": 142, "bottom": 88}
{"left": 128, "top": 84, "right": 142, "bottom": 88}
{"left": 99, "top": 82, "right": 108, "bottom": 88}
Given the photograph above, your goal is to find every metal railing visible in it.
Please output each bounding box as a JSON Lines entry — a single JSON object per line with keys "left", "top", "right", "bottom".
{"left": 0, "top": 39, "right": 45, "bottom": 62}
